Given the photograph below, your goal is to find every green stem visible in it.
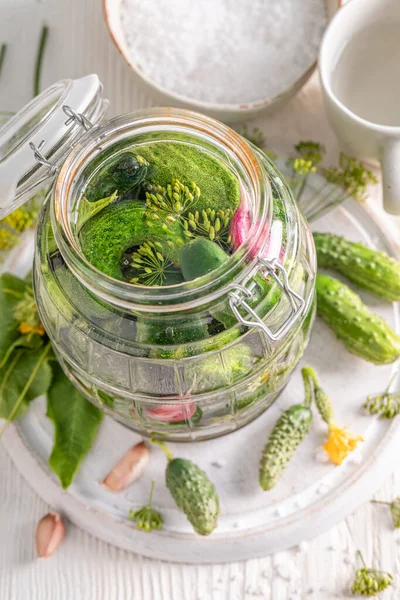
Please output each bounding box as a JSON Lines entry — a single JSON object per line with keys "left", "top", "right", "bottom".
{"left": 148, "top": 480, "right": 156, "bottom": 507}
{"left": 357, "top": 550, "right": 367, "bottom": 569}
{"left": 0, "top": 342, "right": 51, "bottom": 438}
{"left": 311, "top": 182, "right": 338, "bottom": 210}
{"left": 301, "top": 367, "right": 314, "bottom": 408}
{"left": 371, "top": 500, "right": 390, "bottom": 506}
{"left": 302, "top": 366, "right": 319, "bottom": 388}
{"left": 0, "top": 337, "right": 23, "bottom": 369}
{"left": 296, "top": 172, "right": 310, "bottom": 205}
{"left": 4, "top": 288, "right": 24, "bottom": 298}
{"left": 384, "top": 369, "right": 399, "bottom": 394}
{"left": 0, "top": 43, "right": 7, "bottom": 79}
{"left": 150, "top": 437, "right": 174, "bottom": 462}
{"left": 33, "top": 25, "right": 49, "bottom": 97}
{"left": 0, "top": 351, "right": 21, "bottom": 399}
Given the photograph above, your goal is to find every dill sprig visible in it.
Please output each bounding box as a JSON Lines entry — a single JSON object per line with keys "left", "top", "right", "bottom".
{"left": 284, "top": 142, "right": 377, "bottom": 221}
{"left": 351, "top": 550, "right": 393, "bottom": 596}
{"left": 184, "top": 207, "right": 233, "bottom": 249}
{"left": 145, "top": 179, "right": 200, "bottom": 221}
{"left": 126, "top": 241, "right": 177, "bottom": 286}
{"left": 364, "top": 371, "right": 400, "bottom": 419}
{"left": 371, "top": 497, "right": 400, "bottom": 529}
{"left": 364, "top": 392, "right": 400, "bottom": 419}
{"left": 286, "top": 141, "right": 326, "bottom": 206}
{"left": 129, "top": 480, "right": 163, "bottom": 532}
{"left": 322, "top": 153, "right": 377, "bottom": 202}
{"left": 34, "top": 24, "right": 49, "bottom": 97}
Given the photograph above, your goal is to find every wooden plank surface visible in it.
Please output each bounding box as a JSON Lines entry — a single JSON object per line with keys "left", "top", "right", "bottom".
{"left": 1, "top": 0, "right": 400, "bottom": 597}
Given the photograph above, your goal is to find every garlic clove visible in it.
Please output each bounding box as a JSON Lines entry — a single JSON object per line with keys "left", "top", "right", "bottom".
{"left": 36, "top": 512, "right": 66, "bottom": 558}
{"left": 102, "top": 441, "right": 149, "bottom": 492}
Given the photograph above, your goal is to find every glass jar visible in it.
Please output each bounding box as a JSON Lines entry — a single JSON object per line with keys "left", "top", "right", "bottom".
{"left": 1, "top": 79, "right": 316, "bottom": 441}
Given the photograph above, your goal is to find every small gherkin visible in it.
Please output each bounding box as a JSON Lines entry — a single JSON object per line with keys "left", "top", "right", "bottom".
{"left": 302, "top": 366, "right": 333, "bottom": 424}
{"left": 259, "top": 404, "right": 312, "bottom": 491}
{"left": 314, "top": 232, "right": 400, "bottom": 302}
{"left": 151, "top": 439, "right": 220, "bottom": 536}
{"left": 316, "top": 274, "right": 400, "bottom": 365}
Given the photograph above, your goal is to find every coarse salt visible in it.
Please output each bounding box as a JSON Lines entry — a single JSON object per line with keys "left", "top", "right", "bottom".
{"left": 120, "top": 0, "right": 327, "bottom": 105}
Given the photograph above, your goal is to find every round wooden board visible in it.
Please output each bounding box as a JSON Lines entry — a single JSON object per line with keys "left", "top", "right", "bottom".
{"left": 2, "top": 200, "right": 400, "bottom": 563}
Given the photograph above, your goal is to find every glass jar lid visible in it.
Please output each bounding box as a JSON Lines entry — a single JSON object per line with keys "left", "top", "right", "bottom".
{"left": 0, "top": 75, "right": 108, "bottom": 218}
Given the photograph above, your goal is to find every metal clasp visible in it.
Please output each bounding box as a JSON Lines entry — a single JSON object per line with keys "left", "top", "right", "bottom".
{"left": 228, "top": 256, "right": 305, "bottom": 342}
{"left": 62, "top": 105, "right": 93, "bottom": 131}
{"left": 29, "top": 105, "right": 94, "bottom": 172}
{"left": 29, "top": 140, "right": 58, "bottom": 174}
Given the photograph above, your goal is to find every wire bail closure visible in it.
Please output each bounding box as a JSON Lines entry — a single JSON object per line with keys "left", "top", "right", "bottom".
{"left": 62, "top": 105, "right": 93, "bottom": 131}
{"left": 29, "top": 140, "right": 58, "bottom": 174}
{"left": 228, "top": 256, "right": 305, "bottom": 342}
{"left": 29, "top": 104, "right": 93, "bottom": 173}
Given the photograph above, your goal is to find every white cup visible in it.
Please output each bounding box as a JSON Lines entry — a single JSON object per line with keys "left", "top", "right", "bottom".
{"left": 319, "top": 0, "right": 400, "bottom": 215}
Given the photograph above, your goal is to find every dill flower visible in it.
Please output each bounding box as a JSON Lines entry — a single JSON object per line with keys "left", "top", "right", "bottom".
{"left": 351, "top": 550, "right": 393, "bottom": 597}
{"left": 129, "top": 481, "right": 163, "bottom": 532}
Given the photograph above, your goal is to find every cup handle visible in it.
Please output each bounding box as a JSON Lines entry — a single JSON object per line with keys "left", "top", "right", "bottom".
{"left": 380, "top": 139, "right": 400, "bottom": 215}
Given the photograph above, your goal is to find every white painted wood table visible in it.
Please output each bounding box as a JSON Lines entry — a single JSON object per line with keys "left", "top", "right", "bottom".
{"left": 1, "top": 0, "right": 400, "bottom": 598}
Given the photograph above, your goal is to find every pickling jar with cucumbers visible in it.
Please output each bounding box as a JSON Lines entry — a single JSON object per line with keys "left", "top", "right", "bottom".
{"left": 0, "top": 76, "right": 316, "bottom": 440}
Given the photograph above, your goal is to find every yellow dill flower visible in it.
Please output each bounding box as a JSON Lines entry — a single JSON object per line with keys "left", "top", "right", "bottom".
{"left": 19, "top": 322, "right": 45, "bottom": 336}
{"left": 0, "top": 228, "right": 20, "bottom": 250}
{"left": 323, "top": 423, "right": 363, "bottom": 466}
{"left": 2, "top": 206, "right": 36, "bottom": 232}
{"left": 14, "top": 287, "right": 45, "bottom": 338}
{"left": 302, "top": 366, "right": 364, "bottom": 466}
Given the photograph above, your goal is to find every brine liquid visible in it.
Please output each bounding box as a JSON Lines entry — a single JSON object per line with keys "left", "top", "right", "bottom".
{"left": 332, "top": 23, "right": 400, "bottom": 127}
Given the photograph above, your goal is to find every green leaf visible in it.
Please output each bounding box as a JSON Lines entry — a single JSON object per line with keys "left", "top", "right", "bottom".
{"left": 47, "top": 363, "right": 103, "bottom": 488}
{"left": 76, "top": 190, "right": 118, "bottom": 234}
{"left": 0, "top": 345, "right": 52, "bottom": 420}
{"left": 0, "top": 334, "right": 44, "bottom": 368}
{"left": 0, "top": 273, "right": 27, "bottom": 363}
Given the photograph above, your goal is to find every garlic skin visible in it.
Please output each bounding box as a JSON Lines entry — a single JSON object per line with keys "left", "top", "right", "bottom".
{"left": 102, "top": 441, "right": 149, "bottom": 492}
{"left": 36, "top": 512, "right": 66, "bottom": 558}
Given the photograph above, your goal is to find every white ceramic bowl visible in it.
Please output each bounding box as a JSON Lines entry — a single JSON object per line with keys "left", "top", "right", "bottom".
{"left": 104, "top": 0, "right": 341, "bottom": 124}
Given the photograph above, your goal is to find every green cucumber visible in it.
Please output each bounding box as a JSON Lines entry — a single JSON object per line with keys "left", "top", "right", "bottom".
{"left": 316, "top": 274, "right": 400, "bottom": 364}
{"left": 185, "top": 343, "right": 255, "bottom": 392}
{"left": 259, "top": 404, "right": 312, "bottom": 491}
{"left": 135, "top": 314, "right": 209, "bottom": 359}
{"left": 45, "top": 251, "right": 110, "bottom": 321}
{"left": 180, "top": 238, "right": 229, "bottom": 281}
{"left": 152, "top": 440, "right": 220, "bottom": 535}
{"left": 79, "top": 200, "right": 186, "bottom": 280}
{"left": 84, "top": 153, "right": 149, "bottom": 202}
{"left": 314, "top": 232, "right": 400, "bottom": 302}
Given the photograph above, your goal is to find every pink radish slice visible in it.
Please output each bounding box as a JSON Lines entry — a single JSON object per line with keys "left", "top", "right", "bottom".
{"left": 230, "top": 187, "right": 284, "bottom": 261}
{"left": 145, "top": 402, "right": 197, "bottom": 422}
